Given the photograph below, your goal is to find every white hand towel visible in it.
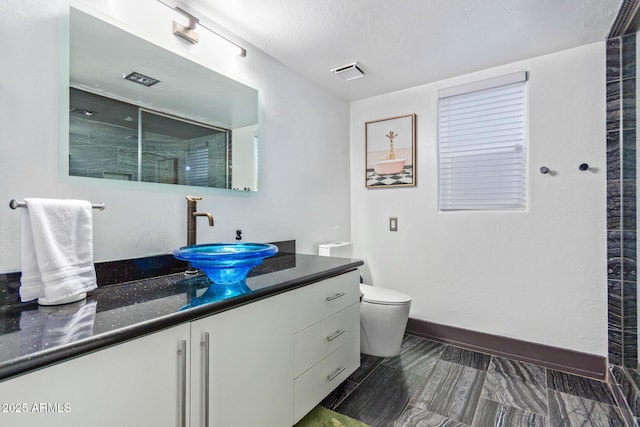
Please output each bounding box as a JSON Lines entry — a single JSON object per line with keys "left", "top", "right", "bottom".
{"left": 19, "top": 198, "right": 97, "bottom": 303}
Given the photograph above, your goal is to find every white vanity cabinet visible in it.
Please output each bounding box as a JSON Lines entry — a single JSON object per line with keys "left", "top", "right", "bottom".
{"left": 0, "top": 269, "right": 361, "bottom": 427}
{"left": 293, "top": 270, "right": 361, "bottom": 422}
{"left": 190, "top": 291, "right": 294, "bottom": 427}
{"left": 0, "top": 322, "right": 192, "bottom": 427}
{"left": 0, "top": 294, "right": 293, "bottom": 427}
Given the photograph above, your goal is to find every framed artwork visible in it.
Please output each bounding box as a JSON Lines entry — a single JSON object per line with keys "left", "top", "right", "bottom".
{"left": 365, "top": 113, "right": 416, "bottom": 188}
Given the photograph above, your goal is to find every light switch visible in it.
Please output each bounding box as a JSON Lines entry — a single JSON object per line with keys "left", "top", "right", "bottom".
{"left": 389, "top": 217, "right": 398, "bottom": 231}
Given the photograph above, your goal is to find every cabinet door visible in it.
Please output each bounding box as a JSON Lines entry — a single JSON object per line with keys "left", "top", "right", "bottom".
{"left": 0, "top": 323, "right": 191, "bottom": 427}
{"left": 190, "top": 292, "right": 294, "bottom": 427}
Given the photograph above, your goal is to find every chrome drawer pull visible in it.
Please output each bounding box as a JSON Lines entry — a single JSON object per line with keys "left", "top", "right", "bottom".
{"left": 326, "top": 329, "right": 346, "bottom": 342}
{"left": 177, "top": 340, "right": 187, "bottom": 427}
{"left": 327, "top": 366, "right": 346, "bottom": 382}
{"left": 326, "top": 292, "right": 345, "bottom": 301}
{"left": 201, "top": 332, "right": 210, "bottom": 427}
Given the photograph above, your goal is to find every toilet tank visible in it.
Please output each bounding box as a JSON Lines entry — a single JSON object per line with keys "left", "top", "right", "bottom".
{"left": 318, "top": 242, "right": 353, "bottom": 258}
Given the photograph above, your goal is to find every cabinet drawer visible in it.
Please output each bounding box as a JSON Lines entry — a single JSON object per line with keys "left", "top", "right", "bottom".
{"left": 294, "top": 270, "right": 360, "bottom": 332}
{"left": 294, "top": 336, "right": 360, "bottom": 423}
{"left": 294, "top": 303, "right": 360, "bottom": 378}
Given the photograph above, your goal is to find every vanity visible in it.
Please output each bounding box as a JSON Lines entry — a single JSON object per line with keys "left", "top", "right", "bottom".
{"left": 0, "top": 252, "right": 363, "bottom": 427}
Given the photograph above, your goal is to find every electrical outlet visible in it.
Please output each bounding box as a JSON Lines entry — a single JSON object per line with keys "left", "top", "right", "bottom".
{"left": 389, "top": 217, "right": 398, "bottom": 232}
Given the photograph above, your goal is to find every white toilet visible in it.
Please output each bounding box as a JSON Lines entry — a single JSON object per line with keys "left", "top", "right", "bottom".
{"left": 318, "top": 242, "right": 412, "bottom": 357}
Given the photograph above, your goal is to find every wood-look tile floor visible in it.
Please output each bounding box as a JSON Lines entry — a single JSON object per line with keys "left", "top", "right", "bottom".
{"left": 321, "top": 335, "right": 626, "bottom": 427}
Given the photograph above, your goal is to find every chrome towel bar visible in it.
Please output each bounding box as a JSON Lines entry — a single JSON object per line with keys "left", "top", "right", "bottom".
{"left": 9, "top": 199, "right": 106, "bottom": 210}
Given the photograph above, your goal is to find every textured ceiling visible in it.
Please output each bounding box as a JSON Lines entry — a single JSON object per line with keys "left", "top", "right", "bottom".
{"left": 184, "top": 0, "right": 623, "bottom": 101}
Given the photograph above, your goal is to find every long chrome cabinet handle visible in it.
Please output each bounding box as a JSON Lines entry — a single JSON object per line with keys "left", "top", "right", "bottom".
{"left": 326, "top": 292, "right": 345, "bottom": 301}
{"left": 327, "top": 366, "right": 346, "bottom": 382}
{"left": 201, "top": 332, "right": 210, "bottom": 427}
{"left": 326, "top": 329, "right": 346, "bottom": 342}
{"left": 178, "top": 340, "right": 187, "bottom": 427}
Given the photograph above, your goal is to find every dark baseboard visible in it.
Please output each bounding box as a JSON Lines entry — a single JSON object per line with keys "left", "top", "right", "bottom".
{"left": 406, "top": 317, "right": 607, "bottom": 380}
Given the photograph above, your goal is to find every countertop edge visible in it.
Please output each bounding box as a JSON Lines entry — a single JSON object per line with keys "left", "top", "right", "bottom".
{"left": 0, "top": 261, "right": 363, "bottom": 382}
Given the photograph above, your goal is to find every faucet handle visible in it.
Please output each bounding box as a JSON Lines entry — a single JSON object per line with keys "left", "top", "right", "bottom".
{"left": 186, "top": 195, "right": 203, "bottom": 202}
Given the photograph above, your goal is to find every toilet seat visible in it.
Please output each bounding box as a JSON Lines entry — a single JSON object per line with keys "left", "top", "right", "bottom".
{"left": 360, "top": 284, "right": 411, "bottom": 306}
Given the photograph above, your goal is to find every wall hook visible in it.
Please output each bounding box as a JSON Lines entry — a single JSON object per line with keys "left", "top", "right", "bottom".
{"left": 539, "top": 166, "right": 550, "bottom": 174}
{"left": 579, "top": 163, "right": 589, "bottom": 171}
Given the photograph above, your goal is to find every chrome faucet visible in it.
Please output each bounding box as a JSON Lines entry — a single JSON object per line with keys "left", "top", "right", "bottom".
{"left": 186, "top": 196, "right": 214, "bottom": 246}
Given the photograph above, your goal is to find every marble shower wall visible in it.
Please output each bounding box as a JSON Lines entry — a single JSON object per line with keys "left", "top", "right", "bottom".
{"left": 607, "top": 32, "right": 637, "bottom": 368}
{"left": 607, "top": 32, "right": 640, "bottom": 424}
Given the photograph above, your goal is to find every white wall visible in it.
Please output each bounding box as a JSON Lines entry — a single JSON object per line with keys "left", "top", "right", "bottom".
{"left": 232, "top": 125, "right": 258, "bottom": 191}
{"left": 0, "top": 0, "right": 351, "bottom": 271}
{"left": 350, "top": 43, "right": 607, "bottom": 356}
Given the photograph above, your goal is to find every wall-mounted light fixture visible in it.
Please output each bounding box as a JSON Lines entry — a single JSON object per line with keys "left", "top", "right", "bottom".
{"left": 157, "top": 0, "right": 247, "bottom": 57}
{"left": 172, "top": 7, "right": 199, "bottom": 44}
{"left": 70, "top": 107, "right": 97, "bottom": 116}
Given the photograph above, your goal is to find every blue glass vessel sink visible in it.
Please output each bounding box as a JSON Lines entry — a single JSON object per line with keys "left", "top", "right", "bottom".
{"left": 172, "top": 243, "right": 278, "bottom": 285}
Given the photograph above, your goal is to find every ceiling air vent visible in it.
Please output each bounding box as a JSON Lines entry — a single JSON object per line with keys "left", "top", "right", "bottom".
{"left": 330, "top": 62, "right": 364, "bottom": 81}
{"left": 123, "top": 71, "right": 161, "bottom": 87}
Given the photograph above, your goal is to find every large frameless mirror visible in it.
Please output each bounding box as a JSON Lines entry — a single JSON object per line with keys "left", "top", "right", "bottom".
{"left": 68, "top": 6, "right": 260, "bottom": 191}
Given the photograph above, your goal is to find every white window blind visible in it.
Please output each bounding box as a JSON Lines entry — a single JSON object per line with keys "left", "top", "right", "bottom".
{"left": 438, "top": 72, "right": 527, "bottom": 210}
{"left": 185, "top": 145, "right": 209, "bottom": 187}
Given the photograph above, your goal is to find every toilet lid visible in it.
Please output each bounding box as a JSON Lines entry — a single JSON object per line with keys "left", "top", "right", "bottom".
{"left": 359, "top": 284, "right": 411, "bottom": 305}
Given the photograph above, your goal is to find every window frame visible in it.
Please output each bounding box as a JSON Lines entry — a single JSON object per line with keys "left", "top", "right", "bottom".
{"left": 437, "top": 71, "right": 528, "bottom": 211}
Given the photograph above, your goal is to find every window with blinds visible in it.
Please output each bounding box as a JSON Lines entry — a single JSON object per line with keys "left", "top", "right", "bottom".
{"left": 438, "top": 71, "right": 527, "bottom": 210}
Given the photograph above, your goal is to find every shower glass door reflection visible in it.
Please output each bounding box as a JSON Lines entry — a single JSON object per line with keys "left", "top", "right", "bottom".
{"left": 69, "top": 87, "right": 232, "bottom": 189}
{"left": 139, "top": 109, "right": 230, "bottom": 188}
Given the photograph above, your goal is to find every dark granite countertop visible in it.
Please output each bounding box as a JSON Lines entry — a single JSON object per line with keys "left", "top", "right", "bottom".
{"left": 0, "top": 252, "right": 363, "bottom": 382}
